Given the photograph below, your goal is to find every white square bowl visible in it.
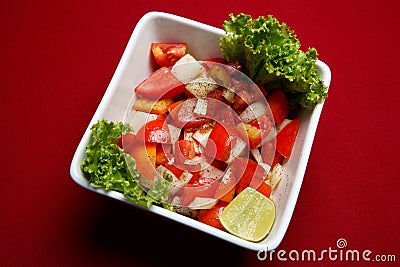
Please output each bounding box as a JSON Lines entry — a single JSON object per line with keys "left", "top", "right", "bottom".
{"left": 70, "top": 11, "right": 331, "bottom": 251}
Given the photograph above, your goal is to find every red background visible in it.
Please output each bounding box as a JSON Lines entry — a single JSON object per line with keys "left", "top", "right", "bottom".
{"left": 1, "top": 0, "right": 399, "bottom": 266}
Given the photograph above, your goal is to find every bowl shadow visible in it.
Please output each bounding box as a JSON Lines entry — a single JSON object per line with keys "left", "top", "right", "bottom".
{"left": 84, "top": 197, "right": 245, "bottom": 266}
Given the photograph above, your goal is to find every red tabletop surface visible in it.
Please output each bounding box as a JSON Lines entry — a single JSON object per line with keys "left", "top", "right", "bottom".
{"left": 1, "top": 1, "right": 399, "bottom": 266}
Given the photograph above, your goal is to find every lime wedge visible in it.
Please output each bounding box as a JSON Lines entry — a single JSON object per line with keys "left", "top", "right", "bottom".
{"left": 220, "top": 187, "right": 275, "bottom": 242}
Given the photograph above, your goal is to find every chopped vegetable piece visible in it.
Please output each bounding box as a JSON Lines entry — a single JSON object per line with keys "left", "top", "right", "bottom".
{"left": 185, "top": 77, "right": 219, "bottom": 98}
{"left": 267, "top": 88, "right": 290, "bottom": 125}
{"left": 232, "top": 90, "right": 252, "bottom": 112}
{"left": 261, "top": 141, "right": 283, "bottom": 168}
{"left": 169, "top": 99, "right": 213, "bottom": 128}
{"left": 276, "top": 117, "right": 300, "bottom": 158}
{"left": 215, "top": 171, "right": 236, "bottom": 202}
{"left": 256, "top": 181, "right": 272, "bottom": 198}
{"left": 231, "top": 158, "right": 266, "bottom": 195}
{"left": 204, "top": 123, "right": 236, "bottom": 162}
{"left": 133, "top": 98, "right": 174, "bottom": 115}
{"left": 175, "top": 140, "right": 196, "bottom": 163}
{"left": 136, "top": 118, "right": 171, "bottom": 144}
{"left": 198, "top": 201, "right": 228, "bottom": 230}
{"left": 267, "top": 163, "right": 284, "bottom": 190}
{"left": 180, "top": 177, "right": 219, "bottom": 207}
{"left": 167, "top": 100, "right": 185, "bottom": 113}
{"left": 155, "top": 144, "right": 170, "bottom": 166}
{"left": 240, "top": 122, "right": 262, "bottom": 149}
{"left": 171, "top": 54, "right": 205, "bottom": 84}
{"left": 127, "top": 142, "right": 157, "bottom": 183}
{"left": 151, "top": 43, "right": 187, "bottom": 68}
{"left": 135, "top": 67, "right": 185, "bottom": 100}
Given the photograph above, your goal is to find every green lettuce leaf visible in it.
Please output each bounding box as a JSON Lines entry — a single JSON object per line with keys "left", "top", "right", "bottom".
{"left": 80, "top": 119, "right": 174, "bottom": 210}
{"left": 146, "top": 172, "right": 175, "bottom": 211}
{"left": 220, "top": 13, "right": 328, "bottom": 108}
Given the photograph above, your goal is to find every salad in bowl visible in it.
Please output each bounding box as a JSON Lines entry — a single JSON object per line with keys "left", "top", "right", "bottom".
{"left": 71, "top": 12, "right": 331, "bottom": 250}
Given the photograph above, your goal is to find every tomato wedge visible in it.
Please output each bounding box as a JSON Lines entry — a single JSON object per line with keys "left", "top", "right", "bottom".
{"left": 174, "top": 140, "right": 196, "bottom": 164}
{"left": 151, "top": 43, "right": 187, "bottom": 68}
{"left": 256, "top": 182, "right": 272, "bottom": 198}
{"left": 198, "top": 201, "right": 228, "bottom": 230}
{"left": 276, "top": 117, "right": 300, "bottom": 158}
{"left": 215, "top": 172, "right": 236, "bottom": 203}
{"left": 134, "top": 67, "right": 185, "bottom": 100}
{"left": 127, "top": 142, "right": 157, "bottom": 181}
{"left": 261, "top": 141, "right": 283, "bottom": 167}
{"left": 231, "top": 158, "right": 266, "bottom": 195}
{"left": 164, "top": 162, "right": 184, "bottom": 178}
{"left": 204, "top": 123, "right": 236, "bottom": 162}
{"left": 169, "top": 99, "right": 213, "bottom": 128}
{"left": 267, "top": 88, "right": 290, "bottom": 126}
{"left": 180, "top": 177, "right": 219, "bottom": 207}
{"left": 136, "top": 118, "right": 171, "bottom": 144}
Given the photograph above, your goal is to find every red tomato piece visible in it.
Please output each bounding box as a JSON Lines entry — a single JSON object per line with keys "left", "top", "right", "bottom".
{"left": 205, "top": 97, "right": 238, "bottom": 126}
{"left": 169, "top": 99, "right": 213, "bottom": 128}
{"left": 136, "top": 118, "right": 171, "bottom": 144}
{"left": 271, "top": 150, "right": 284, "bottom": 167}
{"left": 267, "top": 88, "right": 290, "bottom": 126}
{"left": 260, "top": 141, "right": 274, "bottom": 165}
{"left": 151, "top": 43, "right": 187, "bottom": 68}
{"left": 250, "top": 114, "right": 273, "bottom": 131}
{"left": 256, "top": 182, "right": 272, "bottom": 198}
{"left": 202, "top": 155, "right": 228, "bottom": 172}
{"left": 192, "top": 177, "right": 218, "bottom": 187}
{"left": 173, "top": 162, "right": 202, "bottom": 173}
{"left": 174, "top": 140, "right": 196, "bottom": 164}
{"left": 164, "top": 162, "right": 184, "bottom": 178}
{"left": 276, "top": 117, "right": 300, "bottom": 158}
{"left": 127, "top": 142, "right": 157, "bottom": 181}
{"left": 231, "top": 158, "right": 266, "bottom": 195}
{"left": 261, "top": 141, "right": 283, "bottom": 167}
{"left": 187, "top": 171, "right": 201, "bottom": 184}
{"left": 204, "top": 123, "right": 236, "bottom": 162}
{"left": 198, "top": 201, "right": 228, "bottom": 230}
{"left": 179, "top": 140, "right": 196, "bottom": 160}
{"left": 180, "top": 177, "right": 219, "bottom": 207}
{"left": 134, "top": 67, "right": 185, "bottom": 100}
{"left": 215, "top": 173, "right": 236, "bottom": 203}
